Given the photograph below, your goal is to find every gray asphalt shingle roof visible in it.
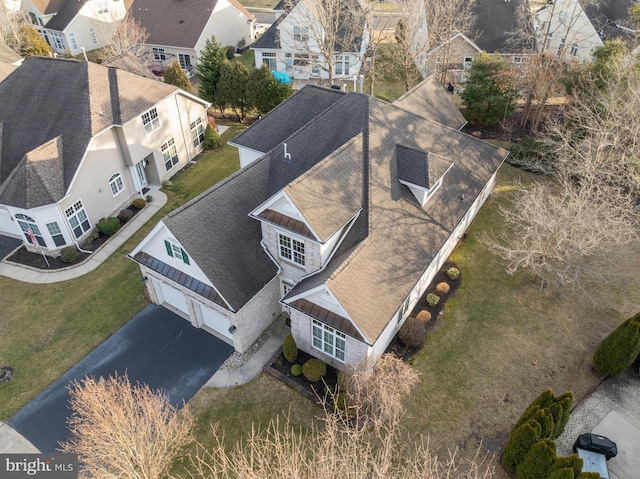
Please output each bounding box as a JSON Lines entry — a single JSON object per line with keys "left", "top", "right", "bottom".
{"left": 0, "top": 56, "right": 178, "bottom": 208}
{"left": 165, "top": 81, "right": 507, "bottom": 341}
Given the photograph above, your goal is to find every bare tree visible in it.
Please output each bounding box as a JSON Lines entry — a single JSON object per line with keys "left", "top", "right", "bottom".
{"left": 518, "top": 53, "right": 565, "bottom": 131}
{"left": 187, "top": 354, "right": 494, "bottom": 479}
{"left": 0, "top": 1, "right": 26, "bottom": 52}
{"left": 60, "top": 373, "right": 193, "bottom": 479}
{"left": 281, "top": 0, "right": 370, "bottom": 86}
{"left": 98, "top": 12, "right": 149, "bottom": 61}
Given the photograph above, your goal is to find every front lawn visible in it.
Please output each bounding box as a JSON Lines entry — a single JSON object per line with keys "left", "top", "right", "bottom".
{"left": 0, "top": 130, "right": 242, "bottom": 421}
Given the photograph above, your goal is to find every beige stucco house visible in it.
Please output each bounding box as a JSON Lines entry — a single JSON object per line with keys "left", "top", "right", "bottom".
{"left": 0, "top": 56, "right": 209, "bottom": 256}
{"left": 130, "top": 76, "right": 507, "bottom": 369}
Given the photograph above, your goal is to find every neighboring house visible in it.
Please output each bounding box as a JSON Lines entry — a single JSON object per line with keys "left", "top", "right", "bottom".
{"left": 130, "top": 0, "right": 255, "bottom": 76}
{"left": 584, "top": 0, "right": 636, "bottom": 45}
{"left": 130, "top": 76, "right": 507, "bottom": 370}
{"left": 22, "top": 0, "right": 131, "bottom": 55}
{"left": 0, "top": 56, "right": 209, "bottom": 256}
{"left": 252, "top": 0, "right": 369, "bottom": 82}
{"left": 533, "top": 0, "right": 603, "bottom": 61}
{"left": 102, "top": 51, "right": 158, "bottom": 79}
{"left": 0, "top": 41, "right": 22, "bottom": 82}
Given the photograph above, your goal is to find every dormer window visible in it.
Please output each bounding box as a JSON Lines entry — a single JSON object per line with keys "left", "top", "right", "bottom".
{"left": 279, "top": 232, "right": 305, "bottom": 266}
{"left": 396, "top": 144, "right": 453, "bottom": 207}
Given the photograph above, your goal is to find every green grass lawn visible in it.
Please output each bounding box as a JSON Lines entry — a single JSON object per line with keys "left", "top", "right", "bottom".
{"left": 0, "top": 130, "right": 242, "bottom": 421}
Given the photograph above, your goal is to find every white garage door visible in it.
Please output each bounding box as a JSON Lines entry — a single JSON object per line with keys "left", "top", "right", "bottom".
{"left": 153, "top": 279, "right": 189, "bottom": 315}
{"left": 194, "top": 302, "right": 233, "bottom": 340}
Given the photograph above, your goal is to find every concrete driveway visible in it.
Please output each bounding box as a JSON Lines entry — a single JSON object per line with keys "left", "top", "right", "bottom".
{"left": 8, "top": 305, "right": 233, "bottom": 452}
{"left": 0, "top": 234, "right": 21, "bottom": 260}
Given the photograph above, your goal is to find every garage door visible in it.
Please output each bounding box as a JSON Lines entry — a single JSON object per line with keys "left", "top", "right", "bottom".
{"left": 153, "top": 279, "right": 189, "bottom": 315}
{"left": 194, "top": 302, "right": 233, "bottom": 340}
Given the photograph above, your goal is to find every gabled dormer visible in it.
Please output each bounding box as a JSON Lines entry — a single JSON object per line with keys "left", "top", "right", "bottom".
{"left": 396, "top": 144, "right": 454, "bottom": 207}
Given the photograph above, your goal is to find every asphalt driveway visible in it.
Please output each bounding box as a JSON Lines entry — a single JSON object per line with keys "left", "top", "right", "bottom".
{"left": 0, "top": 234, "right": 21, "bottom": 260}
{"left": 8, "top": 304, "right": 233, "bottom": 452}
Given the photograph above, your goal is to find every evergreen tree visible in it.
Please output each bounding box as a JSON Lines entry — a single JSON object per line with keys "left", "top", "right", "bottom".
{"left": 460, "top": 51, "right": 517, "bottom": 126}
{"left": 553, "top": 394, "right": 573, "bottom": 438}
{"left": 593, "top": 312, "right": 640, "bottom": 377}
{"left": 551, "top": 455, "right": 583, "bottom": 478}
{"left": 548, "top": 468, "right": 575, "bottom": 479}
{"left": 216, "top": 60, "right": 251, "bottom": 122}
{"left": 20, "top": 25, "right": 52, "bottom": 58}
{"left": 502, "top": 419, "right": 542, "bottom": 471}
{"left": 514, "top": 389, "right": 554, "bottom": 430}
{"left": 531, "top": 407, "right": 555, "bottom": 439}
{"left": 247, "top": 64, "right": 293, "bottom": 117}
{"left": 196, "top": 35, "right": 226, "bottom": 104}
{"left": 203, "top": 124, "right": 220, "bottom": 150}
{"left": 163, "top": 59, "right": 194, "bottom": 93}
{"left": 516, "top": 439, "right": 556, "bottom": 479}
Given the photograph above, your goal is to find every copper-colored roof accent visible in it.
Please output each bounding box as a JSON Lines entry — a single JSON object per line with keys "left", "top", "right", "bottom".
{"left": 258, "top": 209, "right": 315, "bottom": 239}
{"left": 290, "top": 298, "right": 364, "bottom": 342}
{"left": 132, "top": 251, "right": 231, "bottom": 311}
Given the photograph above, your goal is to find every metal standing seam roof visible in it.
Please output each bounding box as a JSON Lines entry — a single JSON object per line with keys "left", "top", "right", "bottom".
{"left": 162, "top": 81, "right": 507, "bottom": 343}
{"left": 0, "top": 56, "right": 179, "bottom": 208}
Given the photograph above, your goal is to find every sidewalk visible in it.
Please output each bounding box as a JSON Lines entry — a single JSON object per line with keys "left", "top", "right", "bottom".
{"left": 0, "top": 421, "right": 39, "bottom": 453}
{"left": 0, "top": 190, "right": 166, "bottom": 284}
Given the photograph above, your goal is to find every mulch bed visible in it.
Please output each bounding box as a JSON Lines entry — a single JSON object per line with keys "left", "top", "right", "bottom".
{"left": 5, "top": 205, "right": 141, "bottom": 270}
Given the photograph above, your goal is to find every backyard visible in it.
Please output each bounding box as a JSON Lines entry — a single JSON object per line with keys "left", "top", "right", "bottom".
{"left": 1, "top": 127, "right": 638, "bottom": 476}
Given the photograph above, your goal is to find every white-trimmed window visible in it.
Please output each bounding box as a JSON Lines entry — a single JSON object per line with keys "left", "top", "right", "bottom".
{"left": 50, "top": 31, "right": 64, "bottom": 50}
{"left": 311, "top": 55, "right": 320, "bottom": 75}
{"left": 293, "top": 25, "right": 309, "bottom": 42}
{"left": 312, "top": 319, "right": 346, "bottom": 362}
{"left": 285, "top": 53, "right": 293, "bottom": 73}
{"left": 164, "top": 238, "right": 190, "bottom": 264}
{"left": 152, "top": 47, "right": 166, "bottom": 61}
{"left": 190, "top": 118, "right": 205, "bottom": 148}
{"left": 161, "top": 138, "right": 179, "bottom": 170}
{"left": 426, "top": 178, "right": 443, "bottom": 202}
{"left": 15, "top": 214, "right": 46, "bottom": 247}
{"left": 109, "top": 173, "right": 124, "bottom": 196}
{"left": 262, "top": 52, "right": 276, "bottom": 69}
{"left": 142, "top": 107, "right": 160, "bottom": 134}
{"left": 65, "top": 200, "right": 91, "bottom": 238}
{"left": 335, "top": 55, "right": 350, "bottom": 76}
{"left": 89, "top": 27, "right": 97, "bottom": 45}
{"left": 178, "top": 53, "right": 192, "bottom": 71}
{"left": 570, "top": 44, "right": 578, "bottom": 57}
{"left": 69, "top": 32, "right": 78, "bottom": 50}
{"left": 397, "top": 296, "right": 410, "bottom": 322}
{"left": 278, "top": 232, "right": 305, "bottom": 266}
{"left": 46, "top": 222, "right": 66, "bottom": 247}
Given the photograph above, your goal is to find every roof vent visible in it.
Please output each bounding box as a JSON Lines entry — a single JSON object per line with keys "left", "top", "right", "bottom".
{"left": 283, "top": 142, "right": 291, "bottom": 162}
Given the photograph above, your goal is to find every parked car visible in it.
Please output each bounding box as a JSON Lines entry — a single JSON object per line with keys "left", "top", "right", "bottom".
{"left": 573, "top": 433, "right": 618, "bottom": 460}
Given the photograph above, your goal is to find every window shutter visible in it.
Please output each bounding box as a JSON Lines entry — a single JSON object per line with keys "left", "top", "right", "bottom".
{"left": 181, "top": 249, "right": 190, "bottom": 265}
{"left": 164, "top": 240, "right": 173, "bottom": 257}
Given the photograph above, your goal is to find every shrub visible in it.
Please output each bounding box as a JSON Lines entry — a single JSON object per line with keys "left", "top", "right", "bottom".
{"left": 593, "top": 312, "right": 640, "bottom": 377}
{"left": 398, "top": 316, "right": 427, "bottom": 347}
{"left": 514, "top": 389, "right": 555, "bottom": 430}
{"left": 80, "top": 230, "right": 99, "bottom": 248}
{"left": 446, "top": 267, "right": 460, "bottom": 280}
{"left": 203, "top": 124, "right": 221, "bottom": 149}
{"left": 132, "top": 198, "right": 146, "bottom": 210}
{"left": 302, "top": 359, "right": 326, "bottom": 382}
{"left": 225, "top": 45, "right": 235, "bottom": 59}
{"left": 118, "top": 209, "right": 134, "bottom": 222}
{"left": 553, "top": 394, "right": 573, "bottom": 438}
{"left": 516, "top": 439, "right": 556, "bottom": 479}
{"left": 435, "top": 282, "right": 450, "bottom": 294}
{"left": 96, "top": 217, "right": 120, "bottom": 236}
{"left": 415, "top": 310, "right": 431, "bottom": 323}
{"left": 426, "top": 293, "right": 440, "bottom": 307}
{"left": 60, "top": 246, "right": 79, "bottom": 263}
{"left": 290, "top": 364, "right": 302, "bottom": 376}
{"left": 551, "top": 455, "right": 583, "bottom": 478}
{"left": 502, "top": 419, "right": 542, "bottom": 471}
{"left": 531, "top": 407, "right": 555, "bottom": 439}
{"left": 283, "top": 334, "right": 298, "bottom": 363}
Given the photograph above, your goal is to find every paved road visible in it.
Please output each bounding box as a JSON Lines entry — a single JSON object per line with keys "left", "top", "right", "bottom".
{"left": 0, "top": 234, "right": 21, "bottom": 260}
{"left": 8, "top": 305, "right": 233, "bottom": 452}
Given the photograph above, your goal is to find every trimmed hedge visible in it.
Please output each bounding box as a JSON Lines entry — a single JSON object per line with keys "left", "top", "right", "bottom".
{"left": 415, "top": 310, "right": 431, "bottom": 323}
{"left": 60, "top": 246, "right": 79, "bottom": 263}
{"left": 446, "top": 267, "right": 460, "bottom": 280}
{"left": 283, "top": 334, "right": 298, "bottom": 363}
{"left": 132, "top": 198, "right": 146, "bottom": 210}
{"left": 426, "top": 293, "right": 440, "bottom": 307}
{"left": 302, "top": 358, "right": 326, "bottom": 382}
{"left": 516, "top": 439, "right": 556, "bottom": 479}
{"left": 291, "top": 364, "right": 302, "bottom": 376}
{"left": 436, "top": 282, "right": 451, "bottom": 294}
{"left": 593, "top": 312, "right": 640, "bottom": 377}
{"left": 398, "top": 316, "right": 427, "bottom": 347}
{"left": 118, "top": 208, "right": 134, "bottom": 222}
{"left": 96, "top": 217, "right": 120, "bottom": 236}
{"left": 502, "top": 419, "right": 542, "bottom": 471}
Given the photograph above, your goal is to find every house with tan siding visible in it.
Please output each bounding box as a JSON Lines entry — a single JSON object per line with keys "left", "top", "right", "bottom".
{"left": 130, "top": 76, "right": 507, "bottom": 368}
{"left": 0, "top": 56, "right": 209, "bottom": 256}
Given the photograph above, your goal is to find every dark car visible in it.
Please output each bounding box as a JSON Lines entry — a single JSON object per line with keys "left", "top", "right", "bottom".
{"left": 573, "top": 433, "right": 618, "bottom": 460}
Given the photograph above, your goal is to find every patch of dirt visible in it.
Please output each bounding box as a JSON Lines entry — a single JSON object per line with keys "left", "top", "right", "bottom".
{"left": 5, "top": 205, "right": 142, "bottom": 270}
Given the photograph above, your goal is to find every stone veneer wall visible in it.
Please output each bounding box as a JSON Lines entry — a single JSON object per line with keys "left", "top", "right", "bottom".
{"left": 261, "top": 222, "right": 322, "bottom": 283}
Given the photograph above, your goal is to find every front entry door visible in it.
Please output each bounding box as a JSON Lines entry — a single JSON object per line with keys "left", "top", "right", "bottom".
{"left": 135, "top": 161, "right": 148, "bottom": 189}
{"left": 281, "top": 280, "right": 294, "bottom": 315}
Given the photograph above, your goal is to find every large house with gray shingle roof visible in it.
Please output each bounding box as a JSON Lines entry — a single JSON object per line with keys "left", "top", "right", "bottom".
{"left": 130, "top": 0, "right": 255, "bottom": 76}
{"left": 0, "top": 56, "right": 209, "bottom": 255}
{"left": 130, "top": 76, "right": 507, "bottom": 369}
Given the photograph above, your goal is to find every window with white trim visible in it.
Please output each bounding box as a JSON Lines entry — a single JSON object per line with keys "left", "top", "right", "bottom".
{"left": 397, "top": 296, "right": 410, "bottom": 322}
{"left": 15, "top": 214, "right": 46, "bottom": 247}
{"left": 161, "top": 138, "right": 179, "bottom": 170}
{"left": 311, "top": 55, "right": 320, "bottom": 75}
{"left": 285, "top": 53, "right": 293, "bottom": 73}
{"left": 312, "top": 319, "right": 345, "bottom": 362}
{"left": 152, "top": 47, "right": 166, "bottom": 61}
{"left": 262, "top": 52, "right": 276, "bottom": 69}
{"left": 142, "top": 107, "right": 160, "bottom": 134}
{"left": 69, "top": 32, "right": 78, "bottom": 50}
{"left": 89, "top": 27, "right": 97, "bottom": 45}
{"left": 335, "top": 55, "right": 350, "bottom": 76}
{"left": 278, "top": 232, "right": 305, "bottom": 266}
{"left": 65, "top": 200, "right": 91, "bottom": 238}
{"left": 293, "top": 25, "right": 309, "bottom": 41}
{"left": 50, "top": 31, "right": 64, "bottom": 50}
{"left": 109, "top": 173, "right": 124, "bottom": 196}
{"left": 164, "top": 238, "right": 190, "bottom": 264}
{"left": 570, "top": 44, "right": 578, "bottom": 57}
{"left": 190, "top": 118, "right": 205, "bottom": 148}
{"left": 46, "top": 222, "right": 66, "bottom": 247}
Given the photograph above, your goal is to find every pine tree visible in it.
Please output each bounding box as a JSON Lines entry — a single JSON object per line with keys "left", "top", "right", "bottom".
{"left": 163, "top": 59, "right": 194, "bottom": 93}
{"left": 20, "top": 25, "right": 52, "bottom": 58}
{"left": 196, "top": 36, "right": 226, "bottom": 104}
{"left": 215, "top": 60, "right": 251, "bottom": 122}
{"left": 247, "top": 64, "right": 293, "bottom": 117}
{"left": 516, "top": 439, "right": 556, "bottom": 479}
{"left": 502, "top": 419, "right": 542, "bottom": 471}
{"left": 551, "top": 454, "right": 583, "bottom": 478}
{"left": 593, "top": 312, "right": 640, "bottom": 377}
{"left": 203, "top": 124, "right": 220, "bottom": 150}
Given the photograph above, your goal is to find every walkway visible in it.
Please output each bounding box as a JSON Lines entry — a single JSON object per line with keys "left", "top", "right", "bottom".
{"left": 0, "top": 190, "right": 166, "bottom": 283}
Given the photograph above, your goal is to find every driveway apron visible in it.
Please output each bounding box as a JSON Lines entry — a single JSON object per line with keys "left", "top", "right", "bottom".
{"left": 8, "top": 304, "right": 233, "bottom": 452}
{"left": 0, "top": 235, "right": 21, "bottom": 260}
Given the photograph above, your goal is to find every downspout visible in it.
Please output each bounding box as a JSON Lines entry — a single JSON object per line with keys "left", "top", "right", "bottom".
{"left": 56, "top": 203, "right": 92, "bottom": 254}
